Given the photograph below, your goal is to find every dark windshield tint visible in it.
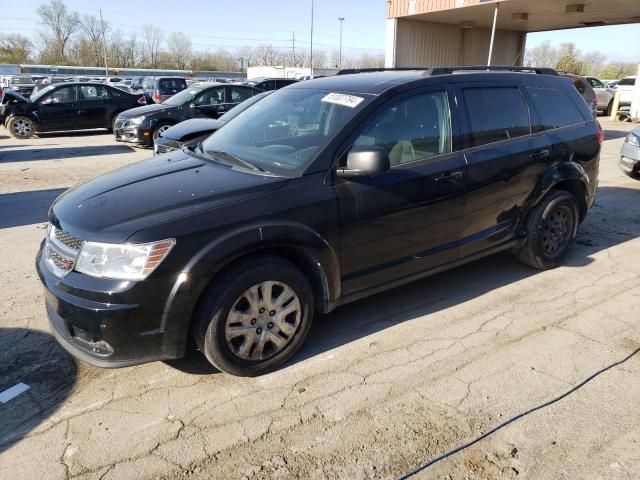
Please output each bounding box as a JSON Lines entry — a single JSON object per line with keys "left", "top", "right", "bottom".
{"left": 526, "top": 87, "right": 586, "bottom": 131}
{"left": 201, "top": 88, "right": 372, "bottom": 176}
{"left": 163, "top": 88, "right": 200, "bottom": 106}
{"left": 462, "top": 87, "right": 530, "bottom": 147}
{"left": 13, "top": 76, "right": 34, "bottom": 84}
{"left": 618, "top": 77, "right": 636, "bottom": 86}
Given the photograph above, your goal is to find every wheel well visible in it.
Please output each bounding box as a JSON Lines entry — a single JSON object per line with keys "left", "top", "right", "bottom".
{"left": 551, "top": 179, "right": 588, "bottom": 220}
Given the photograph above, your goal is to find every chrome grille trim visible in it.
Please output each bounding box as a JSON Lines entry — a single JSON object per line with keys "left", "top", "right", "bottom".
{"left": 45, "top": 225, "right": 83, "bottom": 277}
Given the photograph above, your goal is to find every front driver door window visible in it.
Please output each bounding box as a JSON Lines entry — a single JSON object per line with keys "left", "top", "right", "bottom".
{"left": 336, "top": 89, "right": 468, "bottom": 295}
{"left": 78, "top": 85, "right": 110, "bottom": 128}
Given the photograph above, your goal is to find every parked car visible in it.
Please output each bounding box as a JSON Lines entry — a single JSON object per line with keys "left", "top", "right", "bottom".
{"left": 37, "top": 66, "right": 601, "bottom": 376}
{"left": 141, "top": 76, "right": 188, "bottom": 103}
{"left": 585, "top": 76, "right": 616, "bottom": 116}
{"left": 617, "top": 76, "right": 637, "bottom": 107}
{"left": 1, "top": 75, "right": 36, "bottom": 98}
{"left": 242, "top": 77, "right": 298, "bottom": 91}
{"left": 154, "top": 90, "right": 273, "bottom": 155}
{"left": 114, "top": 83, "right": 261, "bottom": 146}
{"left": 1, "top": 82, "right": 146, "bottom": 139}
{"left": 561, "top": 73, "right": 597, "bottom": 117}
{"left": 619, "top": 127, "right": 640, "bottom": 178}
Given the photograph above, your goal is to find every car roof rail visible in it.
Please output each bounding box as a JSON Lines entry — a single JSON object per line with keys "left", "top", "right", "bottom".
{"left": 336, "top": 66, "right": 558, "bottom": 76}
{"left": 424, "top": 65, "right": 559, "bottom": 76}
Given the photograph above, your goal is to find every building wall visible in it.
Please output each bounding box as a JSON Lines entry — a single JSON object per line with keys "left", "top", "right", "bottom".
{"left": 388, "top": 18, "right": 525, "bottom": 67}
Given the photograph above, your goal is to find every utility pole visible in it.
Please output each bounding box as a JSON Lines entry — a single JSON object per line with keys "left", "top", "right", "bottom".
{"left": 99, "top": 9, "right": 109, "bottom": 76}
{"left": 310, "top": 0, "right": 314, "bottom": 77}
{"left": 338, "top": 17, "right": 345, "bottom": 68}
{"left": 292, "top": 31, "right": 296, "bottom": 66}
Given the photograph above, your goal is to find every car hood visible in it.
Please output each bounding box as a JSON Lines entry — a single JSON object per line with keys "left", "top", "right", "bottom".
{"left": 163, "top": 118, "right": 224, "bottom": 141}
{"left": 50, "top": 150, "right": 286, "bottom": 243}
{"left": 1, "top": 90, "right": 28, "bottom": 104}
{"left": 117, "top": 103, "right": 175, "bottom": 119}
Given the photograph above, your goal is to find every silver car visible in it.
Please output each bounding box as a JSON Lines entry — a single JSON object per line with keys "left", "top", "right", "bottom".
{"left": 586, "top": 76, "right": 616, "bottom": 116}
{"left": 619, "top": 127, "right": 640, "bottom": 177}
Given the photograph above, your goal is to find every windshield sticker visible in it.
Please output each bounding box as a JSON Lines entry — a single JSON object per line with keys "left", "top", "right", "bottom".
{"left": 321, "top": 93, "right": 364, "bottom": 108}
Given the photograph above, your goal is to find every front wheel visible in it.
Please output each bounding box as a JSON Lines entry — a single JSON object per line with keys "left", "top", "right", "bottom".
{"left": 152, "top": 122, "right": 171, "bottom": 144}
{"left": 194, "top": 256, "right": 314, "bottom": 376}
{"left": 8, "top": 116, "right": 35, "bottom": 139}
{"left": 604, "top": 99, "right": 614, "bottom": 117}
{"left": 516, "top": 190, "right": 579, "bottom": 270}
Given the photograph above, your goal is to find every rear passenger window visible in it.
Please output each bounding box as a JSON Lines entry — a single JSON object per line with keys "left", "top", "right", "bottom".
{"left": 526, "top": 88, "right": 585, "bottom": 131}
{"left": 354, "top": 91, "right": 452, "bottom": 167}
{"left": 462, "top": 87, "right": 530, "bottom": 147}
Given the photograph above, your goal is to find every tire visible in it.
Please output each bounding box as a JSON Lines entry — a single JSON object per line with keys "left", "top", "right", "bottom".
{"left": 516, "top": 189, "right": 579, "bottom": 270}
{"left": 107, "top": 113, "right": 120, "bottom": 133}
{"left": 194, "top": 255, "right": 314, "bottom": 376}
{"left": 8, "top": 116, "right": 35, "bottom": 139}
{"left": 152, "top": 122, "right": 171, "bottom": 143}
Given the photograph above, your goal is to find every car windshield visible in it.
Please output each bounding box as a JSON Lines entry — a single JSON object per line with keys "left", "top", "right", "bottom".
{"left": 200, "top": 88, "right": 373, "bottom": 177}
{"left": 13, "top": 76, "right": 34, "bottom": 84}
{"left": 619, "top": 77, "right": 636, "bottom": 86}
{"left": 29, "top": 85, "right": 56, "bottom": 103}
{"left": 218, "top": 91, "right": 272, "bottom": 124}
{"left": 163, "top": 88, "right": 200, "bottom": 106}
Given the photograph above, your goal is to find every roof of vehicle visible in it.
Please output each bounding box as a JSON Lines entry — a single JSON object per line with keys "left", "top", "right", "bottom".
{"left": 288, "top": 67, "right": 571, "bottom": 95}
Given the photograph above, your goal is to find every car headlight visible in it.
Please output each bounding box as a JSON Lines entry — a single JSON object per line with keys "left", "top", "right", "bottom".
{"left": 75, "top": 239, "right": 175, "bottom": 280}
{"left": 626, "top": 133, "right": 640, "bottom": 147}
{"left": 129, "top": 116, "right": 146, "bottom": 125}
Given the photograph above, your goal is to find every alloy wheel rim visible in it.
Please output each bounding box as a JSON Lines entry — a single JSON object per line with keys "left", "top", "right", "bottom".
{"left": 224, "top": 281, "right": 301, "bottom": 362}
{"left": 13, "top": 119, "right": 32, "bottom": 137}
{"left": 155, "top": 125, "right": 170, "bottom": 139}
{"left": 541, "top": 205, "right": 573, "bottom": 256}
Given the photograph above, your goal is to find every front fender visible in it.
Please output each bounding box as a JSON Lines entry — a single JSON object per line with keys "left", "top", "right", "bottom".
{"left": 158, "top": 222, "right": 341, "bottom": 354}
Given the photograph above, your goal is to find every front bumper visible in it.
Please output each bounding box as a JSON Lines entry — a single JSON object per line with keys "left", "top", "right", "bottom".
{"left": 114, "top": 124, "right": 152, "bottom": 146}
{"left": 36, "top": 242, "right": 186, "bottom": 367}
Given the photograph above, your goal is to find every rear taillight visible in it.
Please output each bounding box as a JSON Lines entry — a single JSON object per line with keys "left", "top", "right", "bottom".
{"left": 153, "top": 90, "right": 161, "bottom": 102}
{"left": 596, "top": 122, "right": 604, "bottom": 145}
{"left": 137, "top": 96, "right": 147, "bottom": 105}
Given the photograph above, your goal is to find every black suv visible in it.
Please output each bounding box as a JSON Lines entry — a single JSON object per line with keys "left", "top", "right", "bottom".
{"left": 242, "top": 78, "right": 298, "bottom": 91}
{"left": 37, "top": 66, "right": 601, "bottom": 376}
{"left": 141, "top": 76, "right": 188, "bottom": 103}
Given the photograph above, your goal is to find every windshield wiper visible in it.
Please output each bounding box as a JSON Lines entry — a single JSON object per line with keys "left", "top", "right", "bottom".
{"left": 206, "top": 149, "right": 266, "bottom": 173}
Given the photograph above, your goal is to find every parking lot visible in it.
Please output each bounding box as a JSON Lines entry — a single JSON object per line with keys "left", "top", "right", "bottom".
{"left": 1, "top": 121, "right": 639, "bottom": 479}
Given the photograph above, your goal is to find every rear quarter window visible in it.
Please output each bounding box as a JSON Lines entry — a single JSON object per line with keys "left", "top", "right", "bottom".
{"left": 526, "top": 87, "right": 586, "bottom": 131}
{"left": 462, "top": 87, "right": 531, "bottom": 148}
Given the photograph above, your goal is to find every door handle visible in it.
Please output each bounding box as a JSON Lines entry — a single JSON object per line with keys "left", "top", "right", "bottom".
{"left": 434, "top": 170, "right": 464, "bottom": 182}
{"left": 530, "top": 149, "right": 550, "bottom": 160}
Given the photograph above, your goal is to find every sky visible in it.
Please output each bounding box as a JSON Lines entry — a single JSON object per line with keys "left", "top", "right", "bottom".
{"left": 2, "top": 0, "right": 639, "bottom": 62}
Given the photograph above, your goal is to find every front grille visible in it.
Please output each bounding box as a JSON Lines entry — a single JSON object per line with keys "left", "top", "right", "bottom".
{"left": 45, "top": 225, "right": 83, "bottom": 277}
{"left": 54, "top": 229, "right": 83, "bottom": 250}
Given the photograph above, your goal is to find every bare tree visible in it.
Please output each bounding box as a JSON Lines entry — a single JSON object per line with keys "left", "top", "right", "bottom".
{"left": 166, "top": 32, "right": 192, "bottom": 70}
{"left": 142, "top": 24, "right": 163, "bottom": 68}
{"left": 0, "top": 34, "right": 34, "bottom": 64}
{"left": 78, "top": 14, "right": 107, "bottom": 66}
{"left": 37, "top": 0, "right": 80, "bottom": 63}
{"left": 253, "top": 44, "right": 279, "bottom": 66}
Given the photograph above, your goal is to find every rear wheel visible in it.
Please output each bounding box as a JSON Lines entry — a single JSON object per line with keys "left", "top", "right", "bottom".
{"left": 194, "top": 256, "right": 314, "bottom": 376}
{"left": 8, "top": 116, "right": 35, "bottom": 139}
{"left": 604, "top": 99, "right": 614, "bottom": 117}
{"left": 516, "top": 190, "right": 579, "bottom": 270}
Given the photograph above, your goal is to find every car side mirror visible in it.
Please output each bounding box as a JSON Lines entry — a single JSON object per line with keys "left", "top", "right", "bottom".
{"left": 337, "top": 146, "right": 391, "bottom": 178}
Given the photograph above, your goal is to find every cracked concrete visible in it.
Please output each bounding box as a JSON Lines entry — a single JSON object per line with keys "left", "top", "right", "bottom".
{"left": 1, "top": 122, "right": 640, "bottom": 479}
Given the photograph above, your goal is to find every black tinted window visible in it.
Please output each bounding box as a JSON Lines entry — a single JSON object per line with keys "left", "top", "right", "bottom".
{"left": 158, "top": 78, "right": 187, "bottom": 91}
{"left": 462, "top": 87, "right": 530, "bottom": 147}
{"left": 526, "top": 88, "right": 585, "bottom": 131}
{"left": 618, "top": 78, "right": 636, "bottom": 86}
